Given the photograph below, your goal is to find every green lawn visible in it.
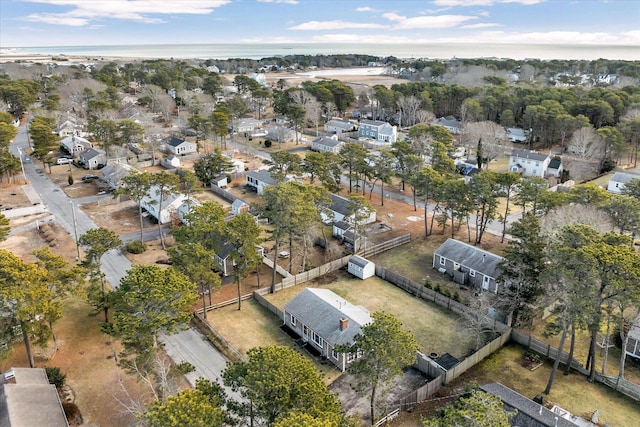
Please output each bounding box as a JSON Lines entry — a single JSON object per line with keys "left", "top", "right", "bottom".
{"left": 206, "top": 299, "right": 342, "bottom": 384}
{"left": 263, "top": 271, "right": 476, "bottom": 359}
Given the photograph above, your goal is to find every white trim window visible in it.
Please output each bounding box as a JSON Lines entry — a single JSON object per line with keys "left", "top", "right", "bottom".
{"left": 312, "top": 331, "right": 323, "bottom": 347}
{"left": 332, "top": 349, "right": 339, "bottom": 360}
{"left": 469, "top": 269, "right": 476, "bottom": 277}
{"left": 439, "top": 257, "right": 446, "bottom": 266}
{"left": 290, "top": 315, "right": 296, "bottom": 326}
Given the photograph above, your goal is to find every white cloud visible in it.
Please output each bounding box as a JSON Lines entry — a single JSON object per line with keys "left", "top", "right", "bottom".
{"left": 383, "top": 13, "right": 477, "bottom": 29}
{"left": 21, "top": 0, "right": 231, "bottom": 26}
{"left": 434, "top": 0, "right": 545, "bottom": 5}
{"left": 356, "top": 7, "right": 378, "bottom": 12}
{"left": 461, "top": 23, "right": 501, "bottom": 29}
{"left": 289, "top": 20, "right": 387, "bottom": 31}
{"left": 257, "top": 0, "right": 298, "bottom": 3}
{"left": 311, "top": 33, "right": 412, "bottom": 44}
{"left": 438, "top": 30, "right": 623, "bottom": 44}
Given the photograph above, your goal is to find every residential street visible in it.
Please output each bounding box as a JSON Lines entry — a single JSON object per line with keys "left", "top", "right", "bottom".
{"left": 9, "top": 122, "right": 234, "bottom": 391}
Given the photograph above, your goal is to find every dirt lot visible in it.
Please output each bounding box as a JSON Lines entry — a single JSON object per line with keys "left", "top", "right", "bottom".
{"left": 0, "top": 221, "right": 152, "bottom": 427}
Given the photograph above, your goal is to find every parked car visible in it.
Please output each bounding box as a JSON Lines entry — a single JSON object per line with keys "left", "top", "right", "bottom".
{"left": 56, "top": 157, "right": 72, "bottom": 165}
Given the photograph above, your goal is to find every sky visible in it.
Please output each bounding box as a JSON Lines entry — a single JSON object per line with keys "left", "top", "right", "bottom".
{"left": 0, "top": 0, "right": 639, "bottom": 48}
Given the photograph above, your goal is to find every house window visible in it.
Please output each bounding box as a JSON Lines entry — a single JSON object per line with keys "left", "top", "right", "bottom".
{"left": 440, "top": 257, "right": 446, "bottom": 266}
{"left": 453, "top": 262, "right": 460, "bottom": 270}
{"left": 312, "top": 331, "right": 323, "bottom": 347}
{"left": 469, "top": 269, "right": 476, "bottom": 277}
{"left": 290, "top": 315, "right": 296, "bottom": 326}
{"left": 332, "top": 349, "right": 339, "bottom": 360}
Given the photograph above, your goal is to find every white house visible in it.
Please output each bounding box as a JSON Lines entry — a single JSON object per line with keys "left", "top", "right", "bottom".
{"left": 348, "top": 255, "right": 375, "bottom": 280}
{"left": 164, "top": 136, "right": 197, "bottom": 156}
{"left": 140, "top": 185, "right": 189, "bottom": 224}
{"left": 250, "top": 72, "right": 267, "bottom": 87}
{"left": 607, "top": 171, "right": 640, "bottom": 194}
{"left": 246, "top": 170, "right": 283, "bottom": 195}
{"left": 78, "top": 148, "right": 107, "bottom": 170}
{"left": 625, "top": 314, "right": 640, "bottom": 360}
{"left": 235, "top": 118, "right": 262, "bottom": 134}
{"left": 358, "top": 120, "right": 397, "bottom": 144}
{"left": 324, "top": 118, "right": 356, "bottom": 134}
{"left": 321, "top": 193, "right": 377, "bottom": 225}
{"left": 311, "top": 135, "right": 344, "bottom": 154}
{"left": 509, "top": 149, "right": 551, "bottom": 177}
{"left": 433, "top": 116, "right": 463, "bottom": 135}
{"left": 60, "top": 135, "right": 92, "bottom": 156}
{"left": 506, "top": 127, "right": 528, "bottom": 143}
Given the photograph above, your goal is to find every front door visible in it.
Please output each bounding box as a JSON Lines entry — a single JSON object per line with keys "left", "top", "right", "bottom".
{"left": 303, "top": 325, "right": 309, "bottom": 341}
{"left": 482, "top": 275, "right": 490, "bottom": 291}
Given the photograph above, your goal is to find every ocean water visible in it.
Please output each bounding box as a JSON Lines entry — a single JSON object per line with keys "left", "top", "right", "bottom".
{"left": 3, "top": 42, "right": 640, "bottom": 61}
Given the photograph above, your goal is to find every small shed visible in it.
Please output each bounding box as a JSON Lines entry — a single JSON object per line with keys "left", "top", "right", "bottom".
{"left": 211, "top": 175, "right": 228, "bottom": 188}
{"left": 166, "top": 155, "right": 181, "bottom": 168}
{"left": 348, "top": 255, "right": 375, "bottom": 280}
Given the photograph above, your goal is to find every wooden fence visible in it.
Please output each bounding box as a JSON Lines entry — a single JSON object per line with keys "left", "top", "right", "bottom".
{"left": 192, "top": 312, "right": 245, "bottom": 362}
{"left": 511, "top": 329, "right": 640, "bottom": 402}
{"left": 361, "top": 233, "right": 411, "bottom": 258}
{"left": 209, "top": 183, "right": 237, "bottom": 203}
{"left": 373, "top": 408, "right": 400, "bottom": 427}
{"left": 378, "top": 266, "right": 512, "bottom": 411}
{"left": 253, "top": 291, "right": 283, "bottom": 318}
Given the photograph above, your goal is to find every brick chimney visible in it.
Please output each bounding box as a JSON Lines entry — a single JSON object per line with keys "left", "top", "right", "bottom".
{"left": 339, "top": 318, "right": 349, "bottom": 331}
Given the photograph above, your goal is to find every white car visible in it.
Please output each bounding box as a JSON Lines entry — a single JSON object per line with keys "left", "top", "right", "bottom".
{"left": 56, "top": 157, "right": 72, "bottom": 165}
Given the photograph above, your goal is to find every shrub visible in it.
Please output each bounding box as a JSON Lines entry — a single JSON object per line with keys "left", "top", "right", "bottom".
{"left": 45, "top": 366, "right": 66, "bottom": 389}
{"left": 453, "top": 291, "right": 460, "bottom": 302}
{"left": 441, "top": 288, "right": 451, "bottom": 298}
{"left": 424, "top": 278, "right": 432, "bottom": 289}
{"left": 125, "top": 240, "right": 146, "bottom": 254}
{"left": 433, "top": 284, "right": 441, "bottom": 293}
{"left": 264, "top": 139, "right": 272, "bottom": 148}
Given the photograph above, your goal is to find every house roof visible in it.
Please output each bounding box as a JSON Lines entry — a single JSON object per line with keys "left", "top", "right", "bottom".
{"left": 360, "top": 119, "right": 387, "bottom": 127}
{"left": 349, "top": 255, "right": 373, "bottom": 269}
{"left": 283, "top": 288, "right": 372, "bottom": 347}
{"left": 164, "top": 136, "right": 187, "bottom": 147}
{"left": 325, "top": 119, "right": 355, "bottom": 130}
{"left": 507, "top": 127, "right": 527, "bottom": 138}
{"left": 247, "top": 170, "right": 279, "bottom": 186}
{"left": 329, "top": 193, "right": 351, "bottom": 216}
{"left": 610, "top": 171, "right": 640, "bottom": 184}
{"left": 479, "top": 383, "right": 581, "bottom": 427}
{"left": 213, "top": 240, "right": 235, "bottom": 260}
{"left": 511, "top": 149, "right": 549, "bottom": 162}
{"left": 232, "top": 199, "right": 248, "bottom": 209}
{"left": 548, "top": 158, "right": 562, "bottom": 169}
{"left": 434, "top": 238, "right": 503, "bottom": 279}
{"left": 333, "top": 220, "right": 351, "bottom": 231}
{"left": 433, "top": 116, "right": 461, "bottom": 129}
{"left": 0, "top": 368, "right": 69, "bottom": 427}
{"left": 79, "top": 148, "right": 105, "bottom": 160}
{"left": 312, "top": 136, "right": 343, "bottom": 148}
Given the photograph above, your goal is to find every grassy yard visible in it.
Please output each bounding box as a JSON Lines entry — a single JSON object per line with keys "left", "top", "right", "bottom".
{"left": 263, "top": 271, "right": 476, "bottom": 359}
{"left": 394, "top": 343, "right": 640, "bottom": 427}
{"left": 206, "top": 299, "right": 342, "bottom": 384}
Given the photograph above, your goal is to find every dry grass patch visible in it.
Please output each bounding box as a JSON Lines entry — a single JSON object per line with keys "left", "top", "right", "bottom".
{"left": 393, "top": 343, "right": 640, "bottom": 427}
{"left": 263, "top": 272, "right": 476, "bottom": 359}
{"left": 206, "top": 299, "right": 341, "bottom": 384}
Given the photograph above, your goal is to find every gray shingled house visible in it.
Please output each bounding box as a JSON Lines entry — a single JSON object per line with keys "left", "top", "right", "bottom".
{"left": 282, "top": 288, "right": 372, "bottom": 371}
{"left": 433, "top": 238, "right": 504, "bottom": 293}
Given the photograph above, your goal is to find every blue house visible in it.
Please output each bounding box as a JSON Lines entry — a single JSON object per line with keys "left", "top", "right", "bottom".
{"left": 358, "top": 120, "right": 397, "bottom": 144}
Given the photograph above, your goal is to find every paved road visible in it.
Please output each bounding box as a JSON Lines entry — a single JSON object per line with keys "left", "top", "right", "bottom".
{"left": 10, "top": 122, "right": 233, "bottom": 390}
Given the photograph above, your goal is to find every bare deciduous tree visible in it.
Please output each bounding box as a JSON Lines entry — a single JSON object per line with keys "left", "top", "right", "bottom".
{"left": 465, "top": 121, "right": 510, "bottom": 167}
{"left": 397, "top": 95, "right": 422, "bottom": 128}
